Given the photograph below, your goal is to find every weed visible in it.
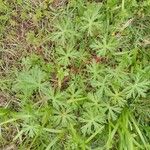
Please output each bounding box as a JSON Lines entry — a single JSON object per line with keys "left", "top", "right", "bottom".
{"left": 0, "top": 0, "right": 150, "bottom": 149}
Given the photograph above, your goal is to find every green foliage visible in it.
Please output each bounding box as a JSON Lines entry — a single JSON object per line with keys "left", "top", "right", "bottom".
{"left": 81, "top": 3, "right": 102, "bottom": 36}
{"left": 0, "top": 0, "right": 150, "bottom": 149}
{"left": 52, "top": 106, "right": 76, "bottom": 127}
{"left": 90, "top": 36, "right": 119, "bottom": 56}
{"left": 124, "top": 74, "right": 150, "bottom": 99}
{"left": 55, "top": 45, "right": 79, "bottom": 67}
{"left": 13, "top": 66, "right": 49, "bottom": 97}
{"left": 80, "top": 107, "right": 105, "bottom": 135}
{"left": 51, "top": 17, "right": 79, "bottom": 46}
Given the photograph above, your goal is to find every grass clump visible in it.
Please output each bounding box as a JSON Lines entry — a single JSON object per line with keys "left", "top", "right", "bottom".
{"left": 0, "top": 0, "right": 150, "bottom": 149}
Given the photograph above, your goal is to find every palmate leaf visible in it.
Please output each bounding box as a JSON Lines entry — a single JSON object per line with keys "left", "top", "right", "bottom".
{"left": 13, "top": 66, "right": 48, "bottom": 96}
{"left": 107, "top": 88, "right": 127, "bottom": 107}
{"left": 84, "top": 92, "right": 104, "bottom": 112}
{"left": 123, "top": 74, "right": 150, "bottom": 99}
{"left": 87, "top": 61, "right": 105, "bottom": 80}
{"left": 43, "top": 87, "right": 65, "bottom": 109}
{"left": 80, "top": 108, "right": 105, "bottom": 135}
{"left": 52, "top": 106, "right": 76, "bottom": 127}
{"left": 91, "top": 76, "right": 109, "bottom": 97}
{"left": 81, "top": 3, "right": 102, "bottom": 36}
{"left": 20, "top": 124, "right": 40, "bottom": 138}
{"left": 51, "top": 18, "right": 79, "bottom": 46}
{"left": 65, "top": 84, "right": 86, "bottom": 109}
{"left": 133, "top": 98, "right": 150, "bottom": 121}
{"left": 55, "top": 45, "right": 79, "bottom": 67}
{"left": 90, "top": 36, "right": 119, "bottom": 56}
{"left": 101, "top": 103, "right": 122, "bottom": 121}
{"left": 90, "top": 39, "right": 107, "bottom": 56}
{"left": 106, "top": 67, "right": 129, "bottom": 85}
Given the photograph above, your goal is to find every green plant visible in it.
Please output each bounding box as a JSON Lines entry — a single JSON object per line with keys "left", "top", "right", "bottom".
{"left": 80, "top": 3, "right": 102, "bottom": 36}
{"left": 0, "top": 0, "right": 150, "bottom": 149}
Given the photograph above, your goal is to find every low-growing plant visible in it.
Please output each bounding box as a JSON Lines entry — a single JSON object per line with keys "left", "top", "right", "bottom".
{"left": 0, "top": 0, "right": 150, "bottom": 149}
